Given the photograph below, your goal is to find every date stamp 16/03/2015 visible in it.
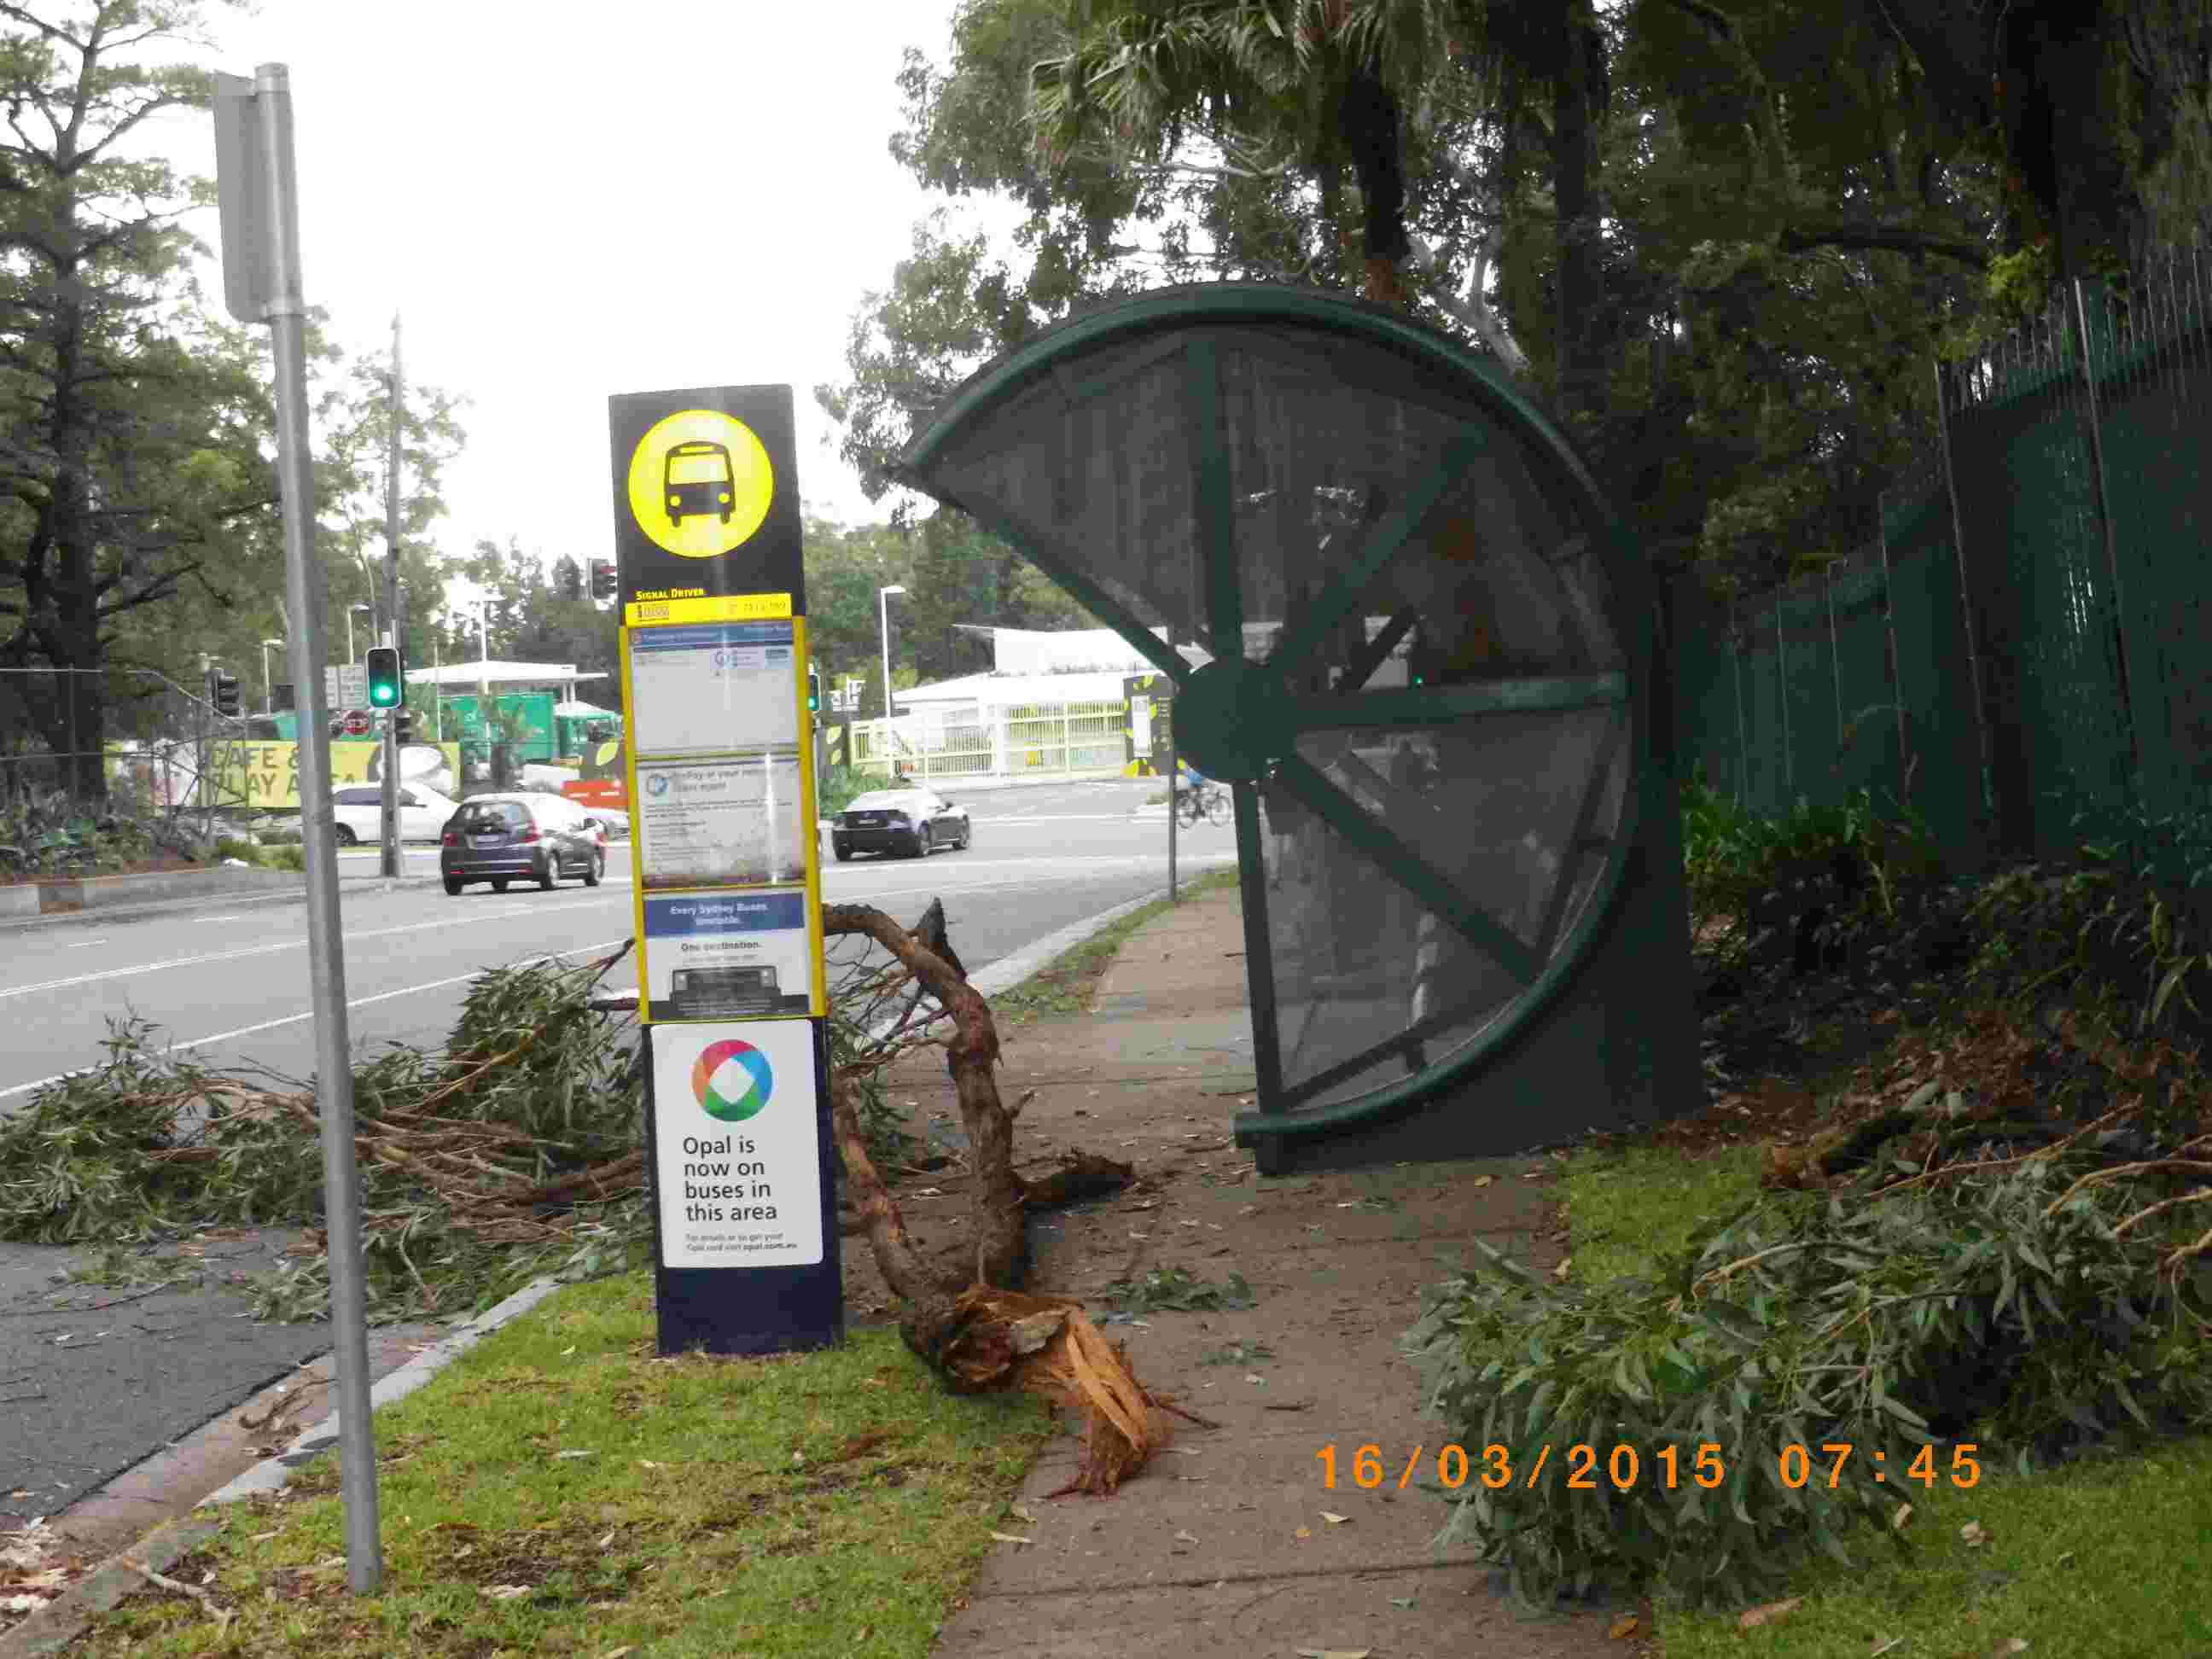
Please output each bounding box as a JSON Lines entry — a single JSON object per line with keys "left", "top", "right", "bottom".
{"left": 1315, "top": 1441, "right": 1982, "bottom": 1494}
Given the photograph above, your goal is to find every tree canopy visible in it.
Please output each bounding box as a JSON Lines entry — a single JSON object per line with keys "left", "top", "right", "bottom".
{"left": 0, "top": 1, "right": 484, "bottom": 800}
{"left": 818, "top": 0, "right": 2212, "bottom": 602}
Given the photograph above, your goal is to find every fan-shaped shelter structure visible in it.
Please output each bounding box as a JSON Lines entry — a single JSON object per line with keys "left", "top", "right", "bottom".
{"left": 899, "top": 284, "right": 1702, "bottom": 1173}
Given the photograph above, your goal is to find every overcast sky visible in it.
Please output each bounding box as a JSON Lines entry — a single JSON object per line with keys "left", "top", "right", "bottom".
{"left": 154, "top": 0, "right": 984, "bottom": 579}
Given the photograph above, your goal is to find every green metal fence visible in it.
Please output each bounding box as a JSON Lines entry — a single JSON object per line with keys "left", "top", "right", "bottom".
{"left": 1676, "top": 241, "right": 2212, "bottom": 875}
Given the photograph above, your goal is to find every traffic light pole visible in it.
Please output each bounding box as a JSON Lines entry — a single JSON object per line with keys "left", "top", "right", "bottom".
{"left": 378, "top": 315, "right": 404, "bottom": 880}
{"left": 197, "top": 656, "right": 213, "bottom": 846}
{"left": 378, "top": 629, "right": 399, "bottom": 876}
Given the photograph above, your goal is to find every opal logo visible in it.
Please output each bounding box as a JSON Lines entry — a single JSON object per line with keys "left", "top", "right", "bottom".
{"left": 691, "top": 1038, "right": 772, "bottom": 1122}
{"left": 647, "top": 773, "right": 671, "bottom": 797}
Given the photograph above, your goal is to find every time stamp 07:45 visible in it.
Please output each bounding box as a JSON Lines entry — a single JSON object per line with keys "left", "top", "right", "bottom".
{"left": 1315, "top": 1441, "right": 1982, "bottom": 1493}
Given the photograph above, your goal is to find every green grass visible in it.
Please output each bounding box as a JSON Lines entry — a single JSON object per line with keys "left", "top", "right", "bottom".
{"left": 1560, "top": 1148, "right": 2212, "bottom": 1656}
{"left": 73, "top": 1272, "right": 1051, "bottom": 1657}
{"left": 1654, "top": 1435, "right": 2212, "bottom": 1656}
{"left": 989, "top": 867, "right": 1239, "bottom": 1023}
{"left": 1558, "top": 1144, "right": 1762, "bottom": 1283}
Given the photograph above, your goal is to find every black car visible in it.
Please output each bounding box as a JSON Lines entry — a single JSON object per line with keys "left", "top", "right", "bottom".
{"left": 439, "top": 792, "right": 607, "bottom": 894}
{"left": 831, "top": 789, "right": 971, "bottom": 861}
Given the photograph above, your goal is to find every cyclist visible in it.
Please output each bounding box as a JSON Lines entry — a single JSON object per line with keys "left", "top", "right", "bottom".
{"left": 1173, "top": 760, "right": 1229, "bottom": 825}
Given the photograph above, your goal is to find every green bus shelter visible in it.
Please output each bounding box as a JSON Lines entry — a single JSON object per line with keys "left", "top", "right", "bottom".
{"left": 899, "top": 284, "right": 1702, "bottom": 1173}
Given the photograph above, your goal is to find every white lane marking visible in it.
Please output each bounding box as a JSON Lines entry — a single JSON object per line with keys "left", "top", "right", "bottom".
{"left": 0, "top": 899, "right": 632, "bottom": 1003}
{"left": 966, "top": 815, "right": 1145, "bottom": 824}
{"left": 0, "top": 938, "right": 632, "bottom": 1103}
{"left": 65, "top": 939, "right": 110, "bottom": 949}
{"left": 196, "top": 914, "right": 249, "bottom": 923}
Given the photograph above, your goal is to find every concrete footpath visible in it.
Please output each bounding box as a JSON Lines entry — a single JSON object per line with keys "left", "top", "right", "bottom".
{"left": 911, "top": 886, "right": 1633, "bottom": 1658}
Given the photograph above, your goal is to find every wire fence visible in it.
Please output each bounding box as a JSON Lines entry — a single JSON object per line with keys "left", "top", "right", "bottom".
{"left": 1675, "top": 239, "right": 2212, "bottom": 876}
{"left": 0, "top": 666, "right": 242, "bottom": 823}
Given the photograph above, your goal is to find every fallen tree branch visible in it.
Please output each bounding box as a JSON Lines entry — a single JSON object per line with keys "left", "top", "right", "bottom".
{"left": 824, "top": 900, "right": 1025, "bottom": 1358}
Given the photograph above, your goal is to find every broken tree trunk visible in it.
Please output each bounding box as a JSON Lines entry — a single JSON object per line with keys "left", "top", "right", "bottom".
{"left": 823, "top": 901, "right": 1026, "bottom": 1338}
{"left": 821, "top": 899, "right": 1202, "bottom": 1493}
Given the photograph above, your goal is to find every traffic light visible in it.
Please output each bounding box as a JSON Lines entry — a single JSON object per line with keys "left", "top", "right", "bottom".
{"left": 557, "top": 559, "right": 582, "bottom": 602}
{"left": 208, "top": 667, "right": 240, "bottom": 718}
{"left": 364, "top": 645, "right": 403, "bottom": 708}
{"left": 393, "top": 707, "right": 415, "bottom": 744}
{"left": 806, "top": 667, "right": 820, "bottom": 714}
{"left": 589, "top": 559, "right": 616, "bottom": 601}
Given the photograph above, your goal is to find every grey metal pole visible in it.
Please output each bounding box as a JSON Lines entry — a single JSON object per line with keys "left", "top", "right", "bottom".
{"left": 1932, "top": 357, "right": 1997, "bottom": 825}
{"left": 1167, "top": 704, "right": 1179, "bottom": 904}
{"left": 255, "top": 61, "right": 381, "bottom": 1595}
{"left": 379, "top": 313, "right": 404, "bottom": 879}
{"left": 197, "top": 656, "right": 212, "bottom": 844}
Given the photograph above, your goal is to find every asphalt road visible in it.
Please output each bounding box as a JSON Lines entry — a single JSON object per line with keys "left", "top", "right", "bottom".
{"left": 0, "top": 776, "right": 1234, "bottom": 1533}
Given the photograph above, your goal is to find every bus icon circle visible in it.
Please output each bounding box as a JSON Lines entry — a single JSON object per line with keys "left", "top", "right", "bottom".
{"left": 624, "top": 410, "right": 775, "bottom": 559}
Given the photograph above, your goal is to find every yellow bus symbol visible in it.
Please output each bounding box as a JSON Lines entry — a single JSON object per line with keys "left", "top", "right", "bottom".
{"left": 664, "top": 440, "right": 736, "bottom": 527}
{"left": 625, "top": 410, "right": 774, "bottom": 557}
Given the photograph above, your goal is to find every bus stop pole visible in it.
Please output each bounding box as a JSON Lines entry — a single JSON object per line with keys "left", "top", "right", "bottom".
{"left": 255, "top": 62, "right": 382, "bottom": 1594}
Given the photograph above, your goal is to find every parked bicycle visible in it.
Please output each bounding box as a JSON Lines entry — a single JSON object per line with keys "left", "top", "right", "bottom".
{"left": 1174, "top": 775, "right": 1231, "bottom": 828}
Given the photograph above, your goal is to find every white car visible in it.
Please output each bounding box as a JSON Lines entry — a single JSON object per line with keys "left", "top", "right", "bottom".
{"left": 330, "top": 782, "right": 461, "bottom": 846}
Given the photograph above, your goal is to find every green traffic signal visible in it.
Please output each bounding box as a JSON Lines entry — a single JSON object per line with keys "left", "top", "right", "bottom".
{"left": 806, "top": 667, "right": 820, "bottom": 713}
{"left": 364, "top": 645, "right": 403, "bottom": 708}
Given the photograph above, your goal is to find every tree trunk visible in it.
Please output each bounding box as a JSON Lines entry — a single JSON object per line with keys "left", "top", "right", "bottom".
{"left": 1339, "top": 61, "right": 1412, "bottom": 306}
{"left": 1551, "top": 13, "right": 1606, "bottom": 442}
{"left": 821, "top": 900, "right": 1027, "bottom": 1360}
{"left": 818, "top": 899, "right": 1186, "bottom": 1493}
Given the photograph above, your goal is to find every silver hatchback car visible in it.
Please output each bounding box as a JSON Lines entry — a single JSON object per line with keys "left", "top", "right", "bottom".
{"left": 439, "top": 793, "right": 607, "bottom": 894}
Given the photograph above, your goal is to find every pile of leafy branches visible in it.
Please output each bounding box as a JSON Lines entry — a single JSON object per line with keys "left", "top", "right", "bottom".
{"left": 0, "top": 947, "right": 655, "bottom": 1323}
{"left": 1406, "top": 1103, "right": 2212, "bottom": 1611}
{"left": 1959, "top": 814, "right": 2212, "bottom": 1055}
{"left": 0, "top": 918, "right": 967, "bottom": 1325}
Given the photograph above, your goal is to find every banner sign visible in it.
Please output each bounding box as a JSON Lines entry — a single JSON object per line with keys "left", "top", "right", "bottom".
{"left": 208, "top": 741, "right": 463, "bottom": 808}
{"left": 611, "top": 381, "right": 836, "bottom": 1357}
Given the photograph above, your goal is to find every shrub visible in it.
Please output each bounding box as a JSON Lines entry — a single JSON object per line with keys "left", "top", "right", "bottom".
{"left": 1680, "top": 777, "right": 1942, "bottom": 934}
{"left": 1405, "top": 1157, "right": 2212, "bottom": 1610}
{"left": 820, "top": 768, "right": 900, "bottom": 818}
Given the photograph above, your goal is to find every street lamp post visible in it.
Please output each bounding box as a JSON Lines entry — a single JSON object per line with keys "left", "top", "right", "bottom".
{"left": 261, "top": 637, "right": 285, "bottom": 714}
{"left": 877, "top": 584, "right": 905, "bottom": 737}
